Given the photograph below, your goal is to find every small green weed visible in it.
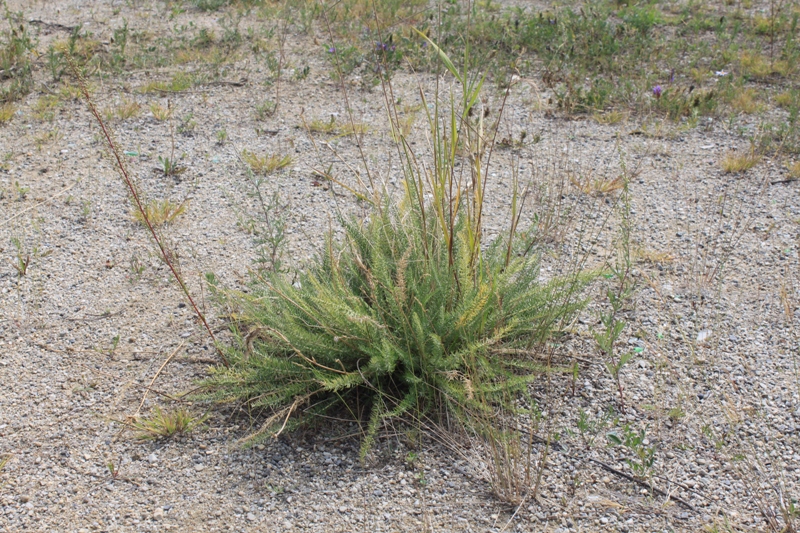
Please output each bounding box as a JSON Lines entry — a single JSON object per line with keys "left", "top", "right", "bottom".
{"left": 33, "top": 128, "right": 61, "bottom": 150}
{"left": 157, "top": 155, "right": 187, "bottom": 177}
{"left": 607, "top": 424, "right": 657, "bottom": 481}
{"left": 132, "top": 198, "right": 188, "bottom": 227}
{"left": 149, "top": 102, "right": 172, "bottom": 121}
{"left": 128, "top": 253, "right": 146, "bottom": 282}
{"left": 575, "top": 408, "right": 613, "bottom": 449}
{"left": 241, "top": 150, "right": 292, "bottom": 176}
{"left": 789, "top": 161, "right": 800, "bottom": 178}
{"left": 0, "top": 102, "right": 14, "bottom": 123}
{"left": 193, "top": 0, "right": 229, "bottom": 13}
{"left": 9, "top": 236, "right": 30, "bottom": 276}
{"left": 720, "top": 150, "right": 761, "bottom": 173}
{"left": 13, "top": 180, "right": 28, "bottom": 200}
{"left": 255, "top": 100, "right": 276, "bottom": 120}
{"left": 776, "top": 90, "right": 798, "bottom": 108}
{"left": 132, "top": 406, "right": 208, "bottom": 440}
{"left": 306, "top": 115, "right": 367, "bottom": 136}
{"left": 139, "top": 73, "right": 195, "bottom": 94}
{"left": 730, "top": 88, "right": 762, "bottom": 114}
{"left": 103, "top": 99, "right": 141, "bottom": 121}
{"left": 32, "top": 95, "right": 60, "bottom": 122}
{"left": 0, "top": 16, "right": 35, "bottom": 102}
{"left": 177, "top": 113, "right": 197, "bottom": 135}
{"left": 593, "top": 170, "right": 637, "bottom": 413}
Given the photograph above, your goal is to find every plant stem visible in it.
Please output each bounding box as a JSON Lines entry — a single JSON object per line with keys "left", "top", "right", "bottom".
{"left": 70, "top": 58, "right": 228, "bottom": 368}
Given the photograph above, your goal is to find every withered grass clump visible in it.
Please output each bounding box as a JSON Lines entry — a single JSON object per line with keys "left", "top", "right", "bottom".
{"left": 721, "top": 150, "right": 761, "bottom": 173}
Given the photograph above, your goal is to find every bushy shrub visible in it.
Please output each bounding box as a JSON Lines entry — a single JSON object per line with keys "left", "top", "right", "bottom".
{"left": 202, "top": 40, "right": 592, "bottom": 449}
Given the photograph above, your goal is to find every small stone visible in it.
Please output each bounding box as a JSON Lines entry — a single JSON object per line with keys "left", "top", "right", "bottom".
{"left": 19, "top": 495, "right": 30, "bottom": 503}
{"left": 246, "top": 513, "right": 256, "bottom": 522}
{"left": 153, "top": 508, "right": 164, "bottom": 520}
{"left": 147, "top": 454, "right": 158, "bottom": 464}
{"left": 373, "top": 489, "right": 383, "bottom": 497}
{"left": 194, "top": 464, "right": 205, "bottom": 472}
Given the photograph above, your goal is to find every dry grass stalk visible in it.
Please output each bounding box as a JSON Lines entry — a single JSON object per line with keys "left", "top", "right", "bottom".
{"left": 69, "top": 57, "right": 229, "bottom": 367}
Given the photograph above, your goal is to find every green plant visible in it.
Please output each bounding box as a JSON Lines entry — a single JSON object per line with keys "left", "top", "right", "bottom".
{"left": 139, "top": 73, "right": 195, "bottom": 94}
{"left": 13, "top": 180, "right": 27, "bottom": 200}
{"left": 0, "top": 14, "right": 35, "bottom": 102}
{"left": 46, "top": 44, "right": 66, "bottom": 82}
{"left": 193, "top": 0, "right": 228, "bottom": 13}
{"left": 128, "top": 253, "right": 146, "bottom": 282}
{"left": 790, "top": 161, "right": 800, "bottom": 179}
{"left": 104, "top": 99, "right": 141, "bottom": 121}
{"left": 106, "top": 334, "right": 121, "bottom": 355}
{"left": 109, "top": 20, "right": 128, "bottom": 70}
{"left": 9, "top": 236, "right": 29, "bottom": 276}
{"left": 132, "top": 198, "right": 188, "bottom": 227}
{"left": 575, "top": 407, "right": 613, "bottom": 449}
{"left": 202, "top": 38, "right": 592, "bottom": 451}
{"left": 0, "top": 101, "right": 13, "bottom": 123}
{"left": 32, "top": 95, "right": 60, "bottom": 122}
{"left": 0, "top": 453, "right": 10, "bottom": 480}
{"left": 241, "top": 150, "right": 292, "bottom": 175}
{"left": 216, "top": 129, "right": 227, "bottom": 145}
{"left": 247, "top": 182, "right": 289, "bottom": 274}
{"left": 131, "top": 406, "right": 208, "bottom": 440}
{"left": 255, "top": 99, "right": 276, "bottom": 120}
{"left": 177, "top": 113, "right": 196, "bottom": 135}
{"left": 294, "top": 64, "right": 310, "bottom": 80}
{"left": 607, "top": 424, "right": 657, "bottom": 481}
{"left": 721, "top": 149, "right": 761, "bottom": 173}
{"left": 157, "top": 155, "right": 186, "bottom": 177}
{"left": 79, "top": 199, "right": 92, "bottom": 220}
{"left": 149, "top": 102, "right": 172, "bottom": 121}
{"left": 593, "top": 167, "right": 637, "bottom": 413}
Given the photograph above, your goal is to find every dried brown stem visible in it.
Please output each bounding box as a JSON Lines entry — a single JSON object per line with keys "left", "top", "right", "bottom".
{"left": 69, "top": 57, "right": 229, "bottom": 368}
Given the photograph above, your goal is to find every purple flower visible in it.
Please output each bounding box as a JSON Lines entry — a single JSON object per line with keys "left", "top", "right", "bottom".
{"left": 652, "top": 85, "right": 663, "bottom": 99}
{"left": 327, "top": 46, "right": 336, "bottom": 54}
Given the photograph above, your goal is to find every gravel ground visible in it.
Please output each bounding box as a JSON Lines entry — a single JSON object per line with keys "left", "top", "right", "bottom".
{"left": 1, "top": 1, "right": 799, "bottom": 532}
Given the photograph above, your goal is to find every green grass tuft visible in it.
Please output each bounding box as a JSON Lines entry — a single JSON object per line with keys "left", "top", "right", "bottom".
{"left": 241, "top": 150, "right": 292, "bottom": 176}
{"left": 132, "top": 198, "right": 188, "bottom": 227}
{"left": 132, "top": 406, "right": 209, "bottom": 440}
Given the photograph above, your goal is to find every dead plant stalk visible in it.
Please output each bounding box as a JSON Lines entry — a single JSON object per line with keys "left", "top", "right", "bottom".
{"left": 69, "top": 58, "right": 228, "bottom": 367}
